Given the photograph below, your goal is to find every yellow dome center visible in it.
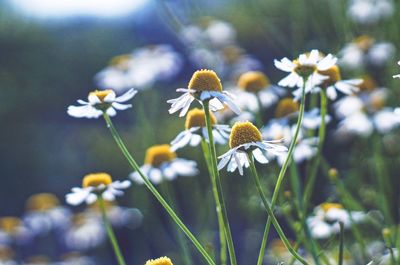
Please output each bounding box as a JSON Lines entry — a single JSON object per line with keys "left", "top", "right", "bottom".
{"left": 357, "top": 76, "right": 377, "bottom": 92}
{"left": 318, "top": 65, "right": 341, "bottom": 87}
{"left": 26, "top": 193, "right": 60, "bottom": 211}
{"left": 354, "top": 35, "right": 375, "bottom": 51}
{"left": 229, "top": 121, "right": 262, "bottom": 148}
{"left": 237, "top": 71, "right": 270, "bottom": 93}
{"left": 144, "top": 145, "right": 177, "bottom": 167}
{"left": 275, "top": 98, "right": 299, "bottom": 118}
{"left": 145, "top": 257, "right": 173, "bottom": 265}
{"left": 185, "top": 108, "right": 217, "bottom": 129}
{"left": 0, "top": 217, "right": 21, "bottom": 234}
{"left": 83, "top": 173, "right": 113, "bottom": 188}
{"left": 188, "top": 69, "right": 223, "bottom": 92}
{"left": 320, "top": 202, "right": 343, "bottom": 212}
{"left": 293, "top": 59, "right": 317, "bottom": 78}
{"left": 89, "top": 90, "right": 113, "bottom": 102}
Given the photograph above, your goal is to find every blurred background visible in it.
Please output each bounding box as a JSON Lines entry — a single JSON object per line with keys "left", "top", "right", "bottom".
{"left": 1, "top": 0, "right": 399, "bottom": 264}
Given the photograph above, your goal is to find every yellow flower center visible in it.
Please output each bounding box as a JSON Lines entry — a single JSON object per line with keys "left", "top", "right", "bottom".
{"left": 320, "top": 202, "right": 343, "bottom": 212}
{"left": 185, "top": 108, "right": 217, "bottom": 129}
{"left": 293, "top": 59, "right": 317, "bottom": 78}
{"left": 26, "top": 193, "right": 60, "bottom": 211}
{"left": 354, "top": 35, "right": 375, "bottom": 51}
{"left": 82, "top": 173, "right": 113, "bottom": 188}
{"left": 357, "top": 75, "right": 377, "bottom": 92}
{"left": 229, "top": 121, "right": 262, "bottom": 148}
{"left": 237, "top": 71, "right": 270, "bottom": 93}
{"left": 89, "top": 90, "right": 113, "bottom": 102}
{"left": 109, "top": 54, "right": 131, "bottom": 70}
{"left": 145, "top": 257, "right": 173, "bottom": 265}
{"left": 188, "top": 69, "right": 223, "bottom": 92}
{"left": 370, "top": 93, "right": 386, "bottom": 110}
{"left": 275, "top": 98, "right": 299, "bottom": 118}
{"left": 318, "top": 65, "right": 341, "bottom": 87}
{"left": 0, "top": 217, "right": 21, "bottom": 234}
{"left": 144, "top": 144, "right": 177, "bottom": 167}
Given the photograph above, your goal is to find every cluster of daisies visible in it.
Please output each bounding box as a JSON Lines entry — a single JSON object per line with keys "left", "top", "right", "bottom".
{"left": 0, "top": 193, "right": 142, "bottom": 265}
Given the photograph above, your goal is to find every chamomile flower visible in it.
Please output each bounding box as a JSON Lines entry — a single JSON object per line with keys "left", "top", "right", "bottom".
{"left": 274, "top": 49, "right": 337, "bottom": 88}
{"left": 130, "top": 144, "right": 198, "bottom": 184}
{"left": 66, "top": 173, "right": 131, "bottom": 206}
{"left": 170, "top": 108, "right": 230, "bottom": 151}
{"left": 292, "top": 64, "right": 362, "bottom": 101}
{"left": 67, "top": 88, "right": 137, "bottom": 119}
{"left": 394, "top": 61, "right": 400, "bottom": 79}
{"left": 348, "top": 0, "right": 394, "bottom": 25}
{"left": 145, "top": 256, "right": 173, "bottom": 265}
{"left": 217, "top": 121, "right": 287, "bottom": 175}
{"left": 167, "top": 69, "right": 241, "bottom": 117}
{"left": 0, "top": 217, "right": 32, "bottom": 245}
{"left": 307, "top": 203, "right": 366, "bottom": 239}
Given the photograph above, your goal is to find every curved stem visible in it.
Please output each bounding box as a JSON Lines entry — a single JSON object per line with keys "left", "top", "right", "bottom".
{"left": 256, "top": 80, "right": 307, "bottom": 265}
{"left": 247, "top": 154, "right": 309, "bottom": 265}
{"left": 303, "top": 89, "right": 327, "bottom": 210}
{"left": 102, "top": 113, "right": 215, "bottom": 265}
{"left": 201, "top": 139, "right": 227, "bottom": 265}
{"left": 98, "top": 196, "right": 127, "bottom": 265}
{"left": 203, "top": 101, "right": 237, "bottom": 265}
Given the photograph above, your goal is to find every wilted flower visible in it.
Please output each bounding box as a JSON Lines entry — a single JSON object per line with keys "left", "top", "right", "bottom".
{"left": 67, "top": 89, "right": 137, "bottom": 119}
{"left": 170, "top": 108, "right": 230, "bottom": 151}
{"left": 66, "top": 173, "right": 131, "bottom": 206}
{"left": 274, "top": 49, "right": 337, "bottom": 88}
{"left": 167, "top": 69, "right": 240, "bottom": 117}
{"left": 130, "top": 144, "right": 198, "bottom": 184}
{"left": 95, "top": 45, "right": 182, "bottom": 92}
{"left": 145, "top": 256, "right": 173, "bottom": 265}
{"left": 218, "top": 121, "right": 287, "bottom": 175}
{"left": 307, "top": 203, "right": 366, "bottom": 239}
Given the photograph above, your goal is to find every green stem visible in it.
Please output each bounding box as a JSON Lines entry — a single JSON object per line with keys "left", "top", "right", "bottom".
{"left": 338, "top": 222, "right": 344, "bottom": 265}
{"left": 255, "top": 92, "right": 264, "bottom": 128}
{"left": 247, "top": 154, "right": 309, "bottom": 265}
{"left": 102, "top": 113, "right": 215, "bottom": 265}
{"left": 201, "top": 139, "right": 227, "bottom": 265}
{"left": 203, "top": 101, "right": 237, "bottom": 265}
{"left": 256, "top": 79, "right": 307, "bottom": 265}
{"left": 303, "top": 89, "right": 327, "bottom": 210}
{"left": 97, "top": 196, "right": 127, "bottom": 265}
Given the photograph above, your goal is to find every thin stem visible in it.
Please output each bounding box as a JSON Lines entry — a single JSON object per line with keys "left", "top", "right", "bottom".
{"left": 203, "top": 101, "right": 237, "bottom": 265}
{"left": 97, "top": 196, "right": 127, "bottom": 265}
{"left": 303, "top": 89, "right": 327, "bottom": 210}
{"left": 102, "top": 113, "right": 215, "bottom": 265}
{"left": 256, "top": 79, "right": 307, "bottom": 265}
{"left": 338, "top": 222, "right": 344, "bottom": 265}
{"left": 201, "top": 139, "right": 227, "bottom": 265}
{"left": 247, "top": 154, "right": 309, "bottom": 265}
{"left": 255, "top": 93, "right": 264, "bottom": 128}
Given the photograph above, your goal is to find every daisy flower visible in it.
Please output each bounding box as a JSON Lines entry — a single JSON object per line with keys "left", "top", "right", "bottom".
{"left": 292, "top": 64, "right": 362, "bottom": 101}
{"left": 217, "top": 121, "right": 287, "bottom": 175}
{"left": 167, "top": 69, "right": 240, "bottom": 117}
{"left": 170, "top": 108, "right": 230, "bottom": 151}
{"left": 130, "top": 144, "right": 198, "bottom": 184}
{"left": 0, "top": 217, "right": 32, "bottom": 245}
{"left": 65, "top": 173, "right": 131, "bottom": 206}
{"left": 307, "top": 203, "right": 365, "bottom": 239}
{"left": 145, "top": 256, "right": 173, "bottom": 265}
{"left": 394, "top": 61, "right": 400, "bottom": 79}
{"left": 67, "top": 88, "right": 137, "bottom": 119}
{"left": 274, "top": 49, "right": 337, "bottom": 88}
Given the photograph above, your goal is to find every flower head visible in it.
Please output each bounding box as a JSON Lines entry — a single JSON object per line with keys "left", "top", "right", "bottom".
{"left": 218, "top": 121, "right": 287, "bottom": 175}
{"left": 66, "top": 173, "right": 131, "bottom": 206}
{"left": 185, "top": 108, "right": 216, "bottom": 129}
{"left": 237, "top": 71, "right": 270, "bottom": 93}
{"left": 145, "top": 256, "right": 173, "bottom": 265}
{"left": 67, "top": 88, "right": 137, "bottom": 119}
{"left": 130, "top": 144, "right": 198, "bottom": 184}
{"left": 274, "top": 98, "right": 299, "bottom": 118}
{"left": 167, "top": 69, "right": 240, "bottom": 117}
{"left": 26, "top": 193, "right": 60, "bottom": 212}
{"left": 274, "top": 50, "right": 337, "bottom": 88}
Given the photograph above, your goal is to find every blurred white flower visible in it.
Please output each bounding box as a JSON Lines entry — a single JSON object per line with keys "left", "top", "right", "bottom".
{"left": 307, "top": 203, "right": 366, "bottom": 239}
{"left": 66, "top": 173, "right": 131, "bottom": 206}
{"left": 348, "top": 0, "right": 394, "bottom": 24}
{"left": 0, "top": 217, "right": 32, "bottom": 245}
{"left": 130, "top": 144, "right": 198, "bottom": 185}
{"left": 95, "top": 45, "right": 182, "bottom": 92}
{"left": 67, "top": 89, "right": 137, "bottom": 119}
{"left": 170, "top": 108, "right": 230, "bottom": 151}
{"left": 218, "top": 121, "right": 287, "bottom": 175}
{"left": 274, "top": 49, "right": 337, "bottom": 88}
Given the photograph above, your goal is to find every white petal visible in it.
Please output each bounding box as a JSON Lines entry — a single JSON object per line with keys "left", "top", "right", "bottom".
{"left": 115, "top": 88, "right": 138, "bottom": 103}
